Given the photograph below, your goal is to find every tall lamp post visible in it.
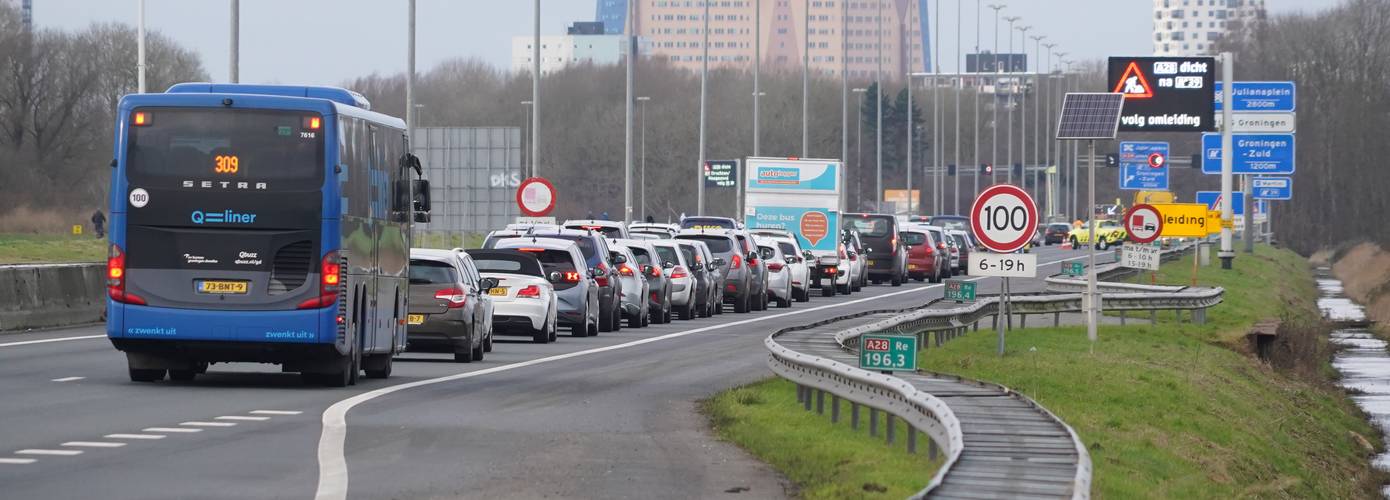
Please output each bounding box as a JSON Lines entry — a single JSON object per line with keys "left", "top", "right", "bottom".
{"left": 697, "top": 0, "right": 710, "bottom": 215}
{"left": 1014, "top": 24, "right": 1032, "bottom": 191}
{"left": 1030, "top": 33, "right": 1046, "bottom": 205}
{"left": 987, "top": 4, "right": 1005, "bottom": 187}
{"left": 520, "top": 101, "right": 533, "bottom": 177}
{"left": 637, "top": 96, "right": 651, "bottom": 220}
{"left": 1003, "top": 16, "right": 1021, "bottom": 186}
{"left": 1042, "top": 43, "right": 1057, "bottom": 215}
{"left": 852, "top": 87, "right": 868, "bottom": 211}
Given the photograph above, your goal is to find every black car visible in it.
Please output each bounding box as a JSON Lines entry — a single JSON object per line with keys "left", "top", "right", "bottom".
{"left": 484, "top": 227, "right": 624, "bottom": 333}
{"left": 843, "top": 213, "right": 907, "bottom": 286}
{"left": 1043, "top": 223, "right": 1071, "bottom": 245}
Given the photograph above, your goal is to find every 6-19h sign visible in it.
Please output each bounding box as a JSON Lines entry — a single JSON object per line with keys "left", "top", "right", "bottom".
{"left": 860, "top": 334, "right": 917, "bottom": 372}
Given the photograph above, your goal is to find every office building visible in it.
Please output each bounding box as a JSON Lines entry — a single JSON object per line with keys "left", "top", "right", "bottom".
{"left": 1152, "top": 0, "right": 1266, "bottom": 56}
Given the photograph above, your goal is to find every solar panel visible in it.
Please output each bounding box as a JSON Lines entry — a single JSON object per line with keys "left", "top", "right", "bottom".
{"left": 1056, "top": 92, "right": 1124, "bottom": 140}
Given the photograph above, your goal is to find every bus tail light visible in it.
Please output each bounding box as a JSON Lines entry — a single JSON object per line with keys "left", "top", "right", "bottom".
{"left": 107, "top": 244, "right": 146, "bottom": 305}
{"left": 132, "top": 111, "right": 151, "bottom": 126}
{"left": 298, "top": 251, "right": 342, "bottom": 309}
{"left": 515, "top": 285, "right": 542, "bottom": 298}
{"left": 434, "top": 288, "right": 468, "bottom": 308}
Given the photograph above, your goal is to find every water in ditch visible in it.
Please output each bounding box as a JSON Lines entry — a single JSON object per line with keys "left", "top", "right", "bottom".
{"left": 1321, "top": 272, "right": 1390, "bottom": 496}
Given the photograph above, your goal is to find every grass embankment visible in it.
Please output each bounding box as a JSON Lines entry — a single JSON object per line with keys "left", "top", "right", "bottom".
{"left": 921, "top": 244, "right": 1382, "bottom": 498}
{"left": 704, "top": 378, "right": 942, "bottom": 499}
{"left": 0, "top": 233, "right": 106, "bottom": 264}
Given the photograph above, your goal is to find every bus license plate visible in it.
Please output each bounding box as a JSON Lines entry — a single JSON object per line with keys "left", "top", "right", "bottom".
{"left": 407, "top": 314, "right": 425, "bottom": 325}
{"left": 197, "top": 280, "right": 248, "bottom": 294}
{"left": 488, "top": 287, "right": 508, "bottom": 296}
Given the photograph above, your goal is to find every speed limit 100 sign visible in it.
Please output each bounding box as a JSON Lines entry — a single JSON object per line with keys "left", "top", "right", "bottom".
{"left": 516, "top": 177, "right": 556, "bottom": 217}
{"left": 970, "top": 184, "right": 1039, "bottom": 254}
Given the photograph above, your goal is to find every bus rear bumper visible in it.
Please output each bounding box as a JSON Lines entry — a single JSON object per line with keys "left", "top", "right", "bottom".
{"left": 108, "top": 303, "right": 342, "bottom": 366}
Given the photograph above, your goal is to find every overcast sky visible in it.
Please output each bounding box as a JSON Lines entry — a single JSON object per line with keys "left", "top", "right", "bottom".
{"left": 34, "top": 0, "right": 1343, "bottom": 86}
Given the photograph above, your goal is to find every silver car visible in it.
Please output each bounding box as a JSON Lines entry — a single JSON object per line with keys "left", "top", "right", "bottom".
{"left": 492, "top": 238, "right": 599, "bottom": 337}
{"left": 754, "top": 237, "right": 794, "bottom": 308}
{"left": 651, "top": 240, "right": 698, "bottom": 320}
{"left": 616, "top": 239, "right": 673, "bottom": 324}
{"left": 609, "top": 243, "right": 650, "bottom": 328}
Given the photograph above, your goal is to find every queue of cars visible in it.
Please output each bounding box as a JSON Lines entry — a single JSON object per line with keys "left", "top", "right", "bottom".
{"left": 400, "top": 214, "right": 953, "bottom": 361}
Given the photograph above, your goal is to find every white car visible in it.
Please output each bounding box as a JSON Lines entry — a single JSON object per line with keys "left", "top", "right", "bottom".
{"left": 650, "top": 240, "right": 698, "bottom": 319}
{"left": 841, "top": 230, "right": 868, "bottom": 293}
{"left": 629, "top": 222, "right": 679, "bottom": 239}
{"left": 562, "top": 219, "right": 629, "bottom": 239}
{"left": 750, "top": 229, "right": 812, "bottom": 302}
{"left": 754, "top": 237, "right": 795, "bottom": 308}
{"left": 465, "top": 249, "right": 559, "bottom": 344}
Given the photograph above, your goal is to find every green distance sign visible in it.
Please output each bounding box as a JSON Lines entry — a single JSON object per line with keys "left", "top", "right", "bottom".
{"left": 944, "top": 279, "right": 976, "bottom": 302}
{"left": 860, "top": 334, "right": 918, "bottom": 372}
{"left": 1064, "top": 261, "right": 1085, "bottom": 277}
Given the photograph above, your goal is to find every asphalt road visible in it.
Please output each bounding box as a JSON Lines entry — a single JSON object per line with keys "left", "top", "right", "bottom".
{"left": 0, "top": 245, "right": 1102, "bottom": 500}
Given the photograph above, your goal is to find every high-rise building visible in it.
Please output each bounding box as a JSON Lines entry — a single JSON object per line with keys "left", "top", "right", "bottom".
{"left": 594, "top": 0, "right": 933, "bottom": 82}
{"left": 21, "top": 0, "right": 32, "bottom": 32}
{"left": 1152, "top": 0, "right": 1265, "bottom": 56}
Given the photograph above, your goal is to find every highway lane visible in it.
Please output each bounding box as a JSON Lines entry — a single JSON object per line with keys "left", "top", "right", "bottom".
{"left": 0, "top": 245, "right": 1096, "bottom": 499}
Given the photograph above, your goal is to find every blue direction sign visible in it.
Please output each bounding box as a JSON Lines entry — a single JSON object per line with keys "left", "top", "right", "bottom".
{"left": 1201, "top": 133, "right": 1296, "bottom": 174}
{"left": 1118, "top": 141, "right": 1169, "bottom": 190}
{"left": 1251, "top": 177, "right": 1292, "bottom": 200}
{"left": 1214, "top": 81, "right": 1296, "bottom": 112}
{"left": 1197, "top": 191, "right": 1245, "bottom": 216}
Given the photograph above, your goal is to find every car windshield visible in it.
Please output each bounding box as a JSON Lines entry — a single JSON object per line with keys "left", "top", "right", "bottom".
{"left": 901, "top": 231, "right": 926, "bottom": 246}
{"left": 628, "top": 247, "right": 653, "bottom": 266}
{"left": 493, "top": 234, "right": 598, "bottom": 261}
{"left": 678, "top": 246, "right": 699, "bottom": 267}
{"left": 630, "top": 232, "right": 666, "bottom": 240}
{"left": 565, "top": 224, "right": 624, "bottom": 239}
{"left": 952, "top": 234, "right": 968, "bottom": 247}
{"left": 472, "top": 255, "right": 544, "bottom": 278}
{"left": 409, "top": 260, "right": 457, "bottom": 284}
{"left": 929, "top": 216, "right": 970, "bottom": 231}
{"left": 679, "top": 235, "right": 732, "bottom": 254}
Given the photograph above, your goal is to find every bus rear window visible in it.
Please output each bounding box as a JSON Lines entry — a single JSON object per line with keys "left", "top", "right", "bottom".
{"left": 126, "top": 108, "right": 324, "bottom": 189}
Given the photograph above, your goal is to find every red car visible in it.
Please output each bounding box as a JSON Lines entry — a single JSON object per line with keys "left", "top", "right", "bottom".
{"left": 901, "top": 229, "right": 944, "bottom": 283}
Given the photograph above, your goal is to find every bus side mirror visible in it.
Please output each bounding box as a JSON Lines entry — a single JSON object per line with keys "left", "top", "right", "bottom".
{"left": 412, "top": 179, "right": 431, "bottom": 213}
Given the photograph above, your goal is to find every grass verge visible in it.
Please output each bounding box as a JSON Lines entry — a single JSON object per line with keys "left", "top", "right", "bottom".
{"left": 922, "top": 244, "right": 1383, "bottom": 498}
{"left": 0, "top": 233, "right": 106, "bottom": 264}
{"left": 704, "top": 378, "right": 942, "bottom": 499}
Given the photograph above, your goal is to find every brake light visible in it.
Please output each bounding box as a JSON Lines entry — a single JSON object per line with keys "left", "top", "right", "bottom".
{"left": 768, "top": 262, "right": 784, "bottom": 272}
{"left": 891, "top": 236, "right": 898, "bottom": 254}
{"left": 839, "top": 247, "right": 847, "bottom": 259}
{"left": 106, "top": 244, "right": 146, "bottom": 305}
{"left": 435, "top": 288, "right": 467, "bottom": 308}
{"left": 671, "top": 266, "right": 689, "bottom": 279}
{"left": 595, "top": 263, "right": 610, "bottom": 287}
{"left": 132, "top": 111, "right": 150, "bottom": 126}
{"left": 731, "top": 254, "right": 742, "bottom": 269}
{"left": 516, "top": 285, "right": 542, "bottom": 298}
{"left": 938, "top": 242, "right": 947, "bottom": 250}
{"left": 825, "top": 266, "right": 838, "bottom": 275}
{"left": 647, "top": 266, "right": 661, "bottom": 278}
{"left": 619, "top": 264, "right": 635, "bottom": 277}
{"left": 304, "top": 116, "right": 321, "bottom": 130}
{"left": 518, "top": 248, "right": 546, "bottom": 253}
{"left": 563, "top": 271, "right": 582, "bottom": 283}
{"left": 298, "top": 250, "right": 341, "bottom": 309}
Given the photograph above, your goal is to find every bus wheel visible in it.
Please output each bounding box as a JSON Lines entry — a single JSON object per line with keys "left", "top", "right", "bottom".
{"left": 129, "top": 368, "right": 166, "bottom": 382}
{"left": 364, "top": 354, "right": 393, "bottom": 379}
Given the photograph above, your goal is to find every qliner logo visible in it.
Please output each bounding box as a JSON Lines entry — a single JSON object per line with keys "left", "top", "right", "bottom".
{"left": 191, "top": 209, "right": 258, "bottom": 225}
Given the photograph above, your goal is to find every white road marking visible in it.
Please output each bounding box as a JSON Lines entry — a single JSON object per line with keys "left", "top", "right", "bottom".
{"left": 144, "top": 427, "right": 201, "bottom": 433}
{"left": 250, "top": 410, "right": 302, "bottom": 415}
{"left": 0, "top": 335, "right": 104, "bottom": 348}
{"left": 50, "top": 376, "right": 85, "bottom": 382}
{"left": 179, "top": 421, "right": 235, "bottom": 427}
{"left": 61, "top": 441, "right": 126, "bottom": 448}
{"left": 16, "top": 449, "right": 82, "bottom": 456}
{"left": 215, "top": 415, "right": 270, "bottom": 421}
{"left": 311, "top": 254, "right": 1100, "bottom": 500}
{"left": 105, "top": 434, "right": 165, "bottom": 440}
{"left": 0, "top": 458, "right": 37, "bottom": 464}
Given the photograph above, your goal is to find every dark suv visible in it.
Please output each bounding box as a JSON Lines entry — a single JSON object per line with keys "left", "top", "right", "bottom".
{"left": 484, "top": 227, "right": 624, "bottom": 333}
{"left": 843, "top": 213, "right": 907, "bottom": 286}
{"left": 676, "top": 229, "right": 764, "bottom": 313}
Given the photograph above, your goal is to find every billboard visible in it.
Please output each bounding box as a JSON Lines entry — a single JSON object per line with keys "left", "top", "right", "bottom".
{"left": 412, "top": 127, "right": 521, "bottom": 236}
{"left": 1108, "top": 56, "right": 1216, "bottom": 132}
{"left": 703, "top": 160, "right": 739, "bottom": 188}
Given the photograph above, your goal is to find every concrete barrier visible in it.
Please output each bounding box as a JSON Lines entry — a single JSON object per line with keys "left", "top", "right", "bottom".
{"left": 0, "top": 263, "right": 105, "bottom": 331}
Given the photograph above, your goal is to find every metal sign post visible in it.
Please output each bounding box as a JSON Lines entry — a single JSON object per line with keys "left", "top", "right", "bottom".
{"left": 969, "top": 184, "right": 1039, "bottom": 356}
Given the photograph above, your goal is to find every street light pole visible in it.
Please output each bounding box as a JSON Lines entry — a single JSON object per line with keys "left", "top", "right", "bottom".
{"left": 987, "top": 4, "right": 1004, "bottom": 187}
{"left": 532, "top": 0, "right": 540, "bottom": 177}
{"left": 953, "top": 0, "right": 962, "bottom": 214}
{"left": 697, "top": 0, "right": 710, "bottom": 215}
{"left": 754, "top": 0, "right": 761, "bottom": 156}
{"left": 907, "top": 76, "right": 914, "bottom": 215}
{"left": 839, "top": 0, "right": 848, "bottom": 214}
{"left": 853, "top": 87, "right": 867, "bottom": 210}
{"left": 1030, "top": 34, "right": 1044, "bottom": 206}
{"left": 932, "top": 0, "right": 942, "bottom": 215}
{"left": 624, "top": 0, "right": 635, "bottom": 223}
{"left": 875, "top": 0, "right": 883, "bottom": 210}
{"left": 637, "top": 96, "right": 650, "bottom": 220}
{"left": 407, "top": 0, "right": 416, "bottom": 148}
{"left": 1014, "top": 25, "right": 1031, "bottom": 192}
{"left": 1003, "top": 16, "right": 1020, "bottom": 186}
{"left": 230, "top": 0, "right": 239, "bottom": 83}
{"left": 802, "top": 0, "right": 810, "bottom": 157}
{"left": 520, "top": 101, "right": 532, "bottom": 177}
{"left": 1043, "top": 43, "right": 1057, "bottom": 215}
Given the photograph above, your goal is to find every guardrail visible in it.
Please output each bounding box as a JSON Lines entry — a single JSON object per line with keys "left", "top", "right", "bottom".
{"left": 0, "top": 262, "right": 105, "bottom": 332}
{"left": 764, "top": 243, "right": 1223, "bottom": 499}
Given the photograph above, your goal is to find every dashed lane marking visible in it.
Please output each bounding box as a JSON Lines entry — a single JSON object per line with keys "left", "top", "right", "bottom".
{"left": 179, "top": 422, "right": 236, "bottom": 428}
{"left": 215, "top": 415, "right": 270, "bottom": 422}
{"left": 144, "top": 427, "right": 201, "bottom": 433}
{"left": 50, "top": 377, "right": 85, "bottom": 382}
{"left": 16, "top": 449, "right": 82, "bottom": 456}
{"left": 61, "top": 441, "right": 126, "bottom": 448}
{"left": 105, "top": 434, "right": 165, "bottom": 440}
{"left": 250, "top": 410, "right": 303, "bottom": 415}
{"left": 0, "top": 458, "right": 37, "bottom": 464}
{"left": 0, "top": 335, "right": 104, "bottom": 348}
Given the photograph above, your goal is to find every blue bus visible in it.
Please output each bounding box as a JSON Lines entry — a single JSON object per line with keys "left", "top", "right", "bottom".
{"left": 106, "top": 83, "right": 431, "bottom": 386}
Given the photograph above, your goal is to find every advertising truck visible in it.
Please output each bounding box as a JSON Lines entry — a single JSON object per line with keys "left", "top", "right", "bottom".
{"left": 742, "top": 157, "right": 845, "bottom": 294}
